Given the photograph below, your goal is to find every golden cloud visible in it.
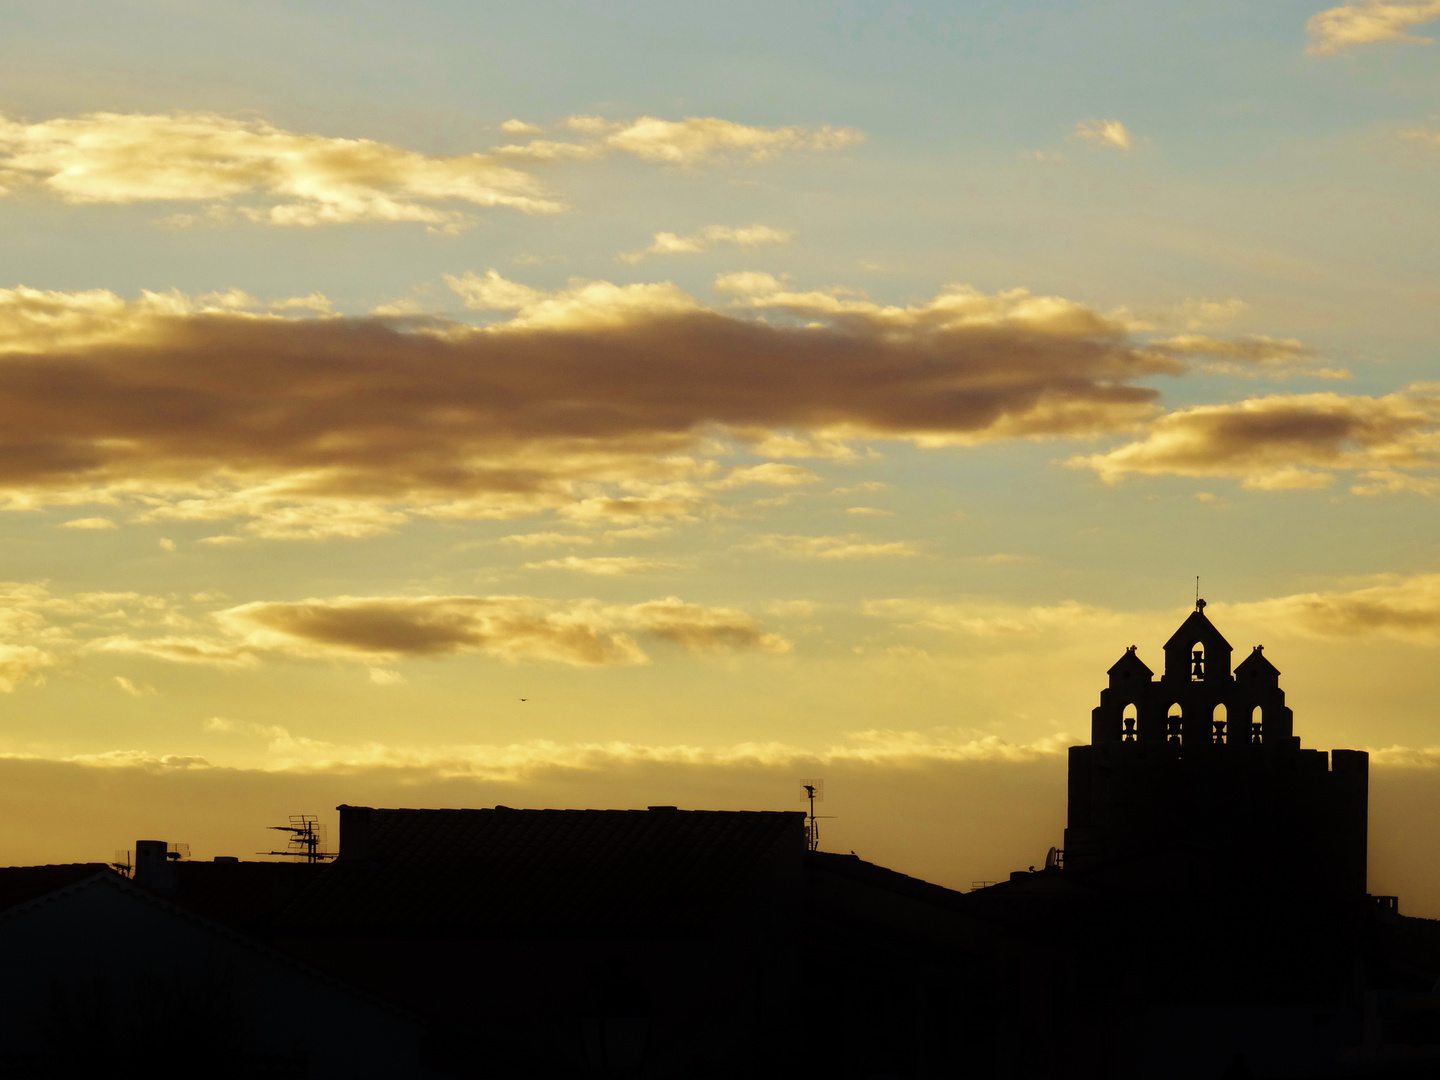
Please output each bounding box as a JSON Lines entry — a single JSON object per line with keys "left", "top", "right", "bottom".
{"left": 218, "top": 593, "right": 789, "bottom": 665}
{"left": 0, "top": 111, "right": 560, "bottom": 230}
{"left": 1306, "top": 0, "right": 1440, "bottom": 54}
{"left": 1069, "top": 389, "right": 1440, "bottom": 491}
{"left": 0, "top": 275, "right": 1187, "bottom": 533}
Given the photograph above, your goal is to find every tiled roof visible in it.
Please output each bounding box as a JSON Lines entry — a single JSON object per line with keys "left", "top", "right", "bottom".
{"left": 275, "top": 807, "right": 804, "bottom": 935}
{"left": 0, "top": 864, "right": 114, "bottom": 912}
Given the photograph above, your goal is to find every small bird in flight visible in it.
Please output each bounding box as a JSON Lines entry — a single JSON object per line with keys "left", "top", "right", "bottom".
{"left": 519, "top": 698, "right": 528, "bottom": 702}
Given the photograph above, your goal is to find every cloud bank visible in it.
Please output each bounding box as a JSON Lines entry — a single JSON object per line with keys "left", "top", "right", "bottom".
{"left": 0, "top": 274, "right": 1199, "bottom": 535}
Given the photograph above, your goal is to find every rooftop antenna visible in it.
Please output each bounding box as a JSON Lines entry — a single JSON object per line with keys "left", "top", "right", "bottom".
{"left": 260, "top": 814, "right": 336, "bottom": 863}
{"left": 799, "top": 779, "right": 836, "bottom": 853}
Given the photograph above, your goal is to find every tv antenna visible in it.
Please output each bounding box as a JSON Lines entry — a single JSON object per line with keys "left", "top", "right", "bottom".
{"left": 260, "top": 814, "right": 335, "bottom": 863}
{"left": 799, "top": 779, "right": 835, "bottom": 853}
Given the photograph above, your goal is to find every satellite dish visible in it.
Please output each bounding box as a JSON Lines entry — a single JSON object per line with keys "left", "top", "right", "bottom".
{"left": 1045, "top": 846, "right": 1060, "bottom": 870}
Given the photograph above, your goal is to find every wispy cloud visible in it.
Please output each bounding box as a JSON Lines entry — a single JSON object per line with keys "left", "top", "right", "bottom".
{"left": 617, "top": 224, "right": 794, "bottom": 265}
{"left": 1148, "top": 335, "right": 1348, "bottom": 380}
{"left": 523, "top": 555, "right": 680, "bottom": 575}
{"left": 1072, "top": 119, "right": 1133, "bottom": 150}
{"left": 496, "top": 115, "right": 862, "bottom": 167}
{"left": 751, "top": 534, "right": 920, "bottom": 559}
{"left": 864, "top": 598, "right": 1126, "bottom": 636}
{"left": 1306, "top": 0, "right": 1440, "bottom": 55}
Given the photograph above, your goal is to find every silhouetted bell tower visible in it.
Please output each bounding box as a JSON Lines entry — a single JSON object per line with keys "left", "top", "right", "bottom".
{"left": 1063, "top": 600, "right": 1367, "bottom": 896}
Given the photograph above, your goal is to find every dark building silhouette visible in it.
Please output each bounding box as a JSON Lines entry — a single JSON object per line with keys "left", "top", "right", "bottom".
{"left": 0, "top": 862, "right": 428, "bottom": 1078}
{"left": 1065, "top": 599, "right": 1368, "bottom": 896}
{"left": 268, "top": 806, "right": 1001, "bottom": 1078}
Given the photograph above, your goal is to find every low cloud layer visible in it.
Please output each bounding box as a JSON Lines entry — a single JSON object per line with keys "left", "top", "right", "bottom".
{"left": 1070, "top": 389, "right": 1440, "bottom": 492}
{"left": 0, "top": 111, "right": 559, "bottom": 231}
{"left": 0, "top": 275, "right": 1208, "bottom": 534}
{"left": 1306, "top": 0, "right": 1440, "bottom": 54}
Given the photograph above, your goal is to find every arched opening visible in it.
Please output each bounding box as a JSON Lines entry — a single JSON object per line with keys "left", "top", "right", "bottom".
{"left": 1212, "top": 703, "right": 1228, "bottom": 745}
{"left": 1250, "top": 705, "right": 1263, "bottom": 744}
{"left": 1166, "top": 704, "right": 1183, "bottom": 745}
{"left": 1121, "top": 703, "right": 1138, "bottom": 742}
{"left": 1190, "top": 642, "right": 1206, "bottom": 682}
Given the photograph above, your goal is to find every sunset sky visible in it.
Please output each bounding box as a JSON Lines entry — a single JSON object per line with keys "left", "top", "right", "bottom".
{"left": 3, "top": 0, "right": 1440, "bottom": 908}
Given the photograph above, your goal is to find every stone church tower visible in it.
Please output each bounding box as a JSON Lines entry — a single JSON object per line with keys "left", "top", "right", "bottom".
{"left": 1063, "top": 600, "right": 1368, "bottom": 895}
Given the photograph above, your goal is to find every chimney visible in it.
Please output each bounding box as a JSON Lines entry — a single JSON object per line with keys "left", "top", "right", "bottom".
{"left": 134, "top": 840, "right": 176, "bottom": 892}
{"left": 336, "top": 805, "right": 372, "bottom": 863}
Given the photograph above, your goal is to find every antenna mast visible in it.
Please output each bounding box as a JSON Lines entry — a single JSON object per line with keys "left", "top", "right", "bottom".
{"left": 800, "top": 779, "right": 826, "bottom": 852}
{"left": 261, "top": 814, "right": 336, "bottom": 863}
